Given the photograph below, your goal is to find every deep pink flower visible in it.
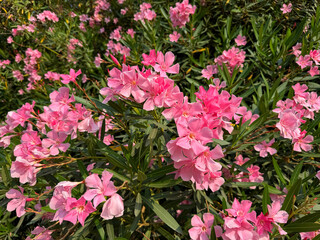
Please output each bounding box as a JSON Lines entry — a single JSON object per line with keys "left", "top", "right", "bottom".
{"left": 309, "top": 66, "right": 319, "bottom": 77}
{"left": 61, "top": 69, "right": 82, "bottom": 84}
{"left": 142, "top": 49, "right": 157, "bottom": 66}
{"left": 64, "top": 197, "right": 96, "bottom": 226}
{"left": 276, "top": 109, "right": 301, "bottom": 139}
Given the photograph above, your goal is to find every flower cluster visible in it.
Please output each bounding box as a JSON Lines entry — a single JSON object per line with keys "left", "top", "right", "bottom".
{"left": 169, "top": 0, "right": 196, "bottom": 28}
{"left": 273, "top": 83, "right": 319, "bottom": 151}
{"left": 202, "top": 47, "right": 246, "bottom": 79}
{"left": 295, "top": 45, "right": 320, "bottom": 77}
{"left": 37, "top": 10, "right": 59, "bottom": 23}
{"left": 134, "top": 3, "right": 157, "bottom": 22}
{"left": 0, "top": 84, "right": 114, "bottom": 186}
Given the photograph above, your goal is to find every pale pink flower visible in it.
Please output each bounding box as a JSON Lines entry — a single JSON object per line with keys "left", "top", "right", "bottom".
{"left": 276, "top": 109, "right": 301, "bottom": 139}
{"left": 292, "top": 43, "right": 302, "bottom": 57}
{"left": 26, "top": 226, "right": 54, "bottom": 240}
{"left": 127, "top": 28, "right": 135, "bottom": 38}
{"left": 94, "top": 54, "right": 103, "bottom": 67}
{"left": 189, "top": 213, "right": 220, "bottom": 240}
{"left": 169, "top": 0, "right": 196, "bottom": 28}
{"left": 83, "top": 171, "right": 117, "bottom": 208}
{"left": 316, "top": 171, "right": 320, "bottom": 180}
{"left": 235, "top": 35, "right": 247, "bottom": 46}
{"left": 281, "top": 3, "right": 292, "bottom": 14}
{"left": 201, "top": 65, "right": 218, "bottom": 79}
{"left": 254, "top": 139, "right": 277, "bottom": 157}
{"left": 292, "top": 130, "right": 313, "bottom": 152}
{"left": 64, "top": 197, "right": 96, "bottom": 226}
{"left": 101, "top": 193, "right": 124, "bottom": 220}
{"left": 7, "top": 36, "right": 13, "bottom": 44}
{"left": 235, "top": 155, "right": 249, "bottom": 166}
{"left": 42, "top": 131, "right": 70, "bottom": 155}
{"left": 153, "top": 51, "right": 180, "bottom": 77}
{"left": 6, "top": 187, "right": 27, "bottom": 217}
{"left": 169, "top": 31, "right": 181, "bottom": 42}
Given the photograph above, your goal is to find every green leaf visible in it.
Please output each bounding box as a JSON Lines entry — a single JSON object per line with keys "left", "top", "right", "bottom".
{"left": 146, "top": 165, "right": 176, "bottom": 180}
{"left": 77, "top": 160, "right": 89, "bottom": 178}
{"left": 157, "top": 227, "right": 175, "bottom": 240}
{"left": 262, "top": 185, "right": 270, "bottom": 214}
{"left": 281, "top": 178, "right": 302, "bottom": 213}
{"left": 272, "top": 157, "right": 287, "bottom": 185}
{"left": 294, "top": 211, "right": 320, "bottom": 223}
{"left": 94, "top": 218, "right": 106, "bottom": 240}
{"left": 106, "top": 221, "right": 115, "bottom": 240}
{"left": 146, "top": 178, "right": 182, "bottom": 188}
{"left": 290, "top": 161, "right": 303, "bottom": 186}
{"left": 134, "top": 193, "right": 142, "bottom": 217}
{"left": 283, "top": 222, "right": 320, "bottom": 233}
{"left": 142, "top": 196, "right": 183, "bottom": 234}
{"left": 96, "top": 139, "right": 130, "bottom": 170}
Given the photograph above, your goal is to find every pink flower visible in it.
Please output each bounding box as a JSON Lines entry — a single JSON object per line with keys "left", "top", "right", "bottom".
{"left": 6, "top": 187, "right": 27, "bottom": 217}
{"left": 101, "top": 193, "right": 124, "bottom": 220}
{"left": 42, "top": 131, "right": 70, "bottom": 155}
{"left": 292, "top": 43, "right": 302, "bottom": 57}
{"left": 169, "top": 31, "right": 181, "bottom": 42}
{"left": 254, "top": 139, "right": 277, "bottom": 157}
{"left": 64, "top": 197, "right": 96, "bottom": 226}
{"left": 235, "top": 155, "right": 249, "bottom": 166}
{"left": 316, "top": 171, "right": 320, "bottom": 180}
{"left": 281, "top": 3, "right": 292, "bottom": 14}
{"left": 235, "top": 35, "right": 247, "bottom": 46}
{"left": 189, "top": 213, "right": 219, "bottom": 240}
{"left": 169, "top": 0, "right": 196, "bottom": 28}
{"left": 26, "top": 226, "right": 54, "bottom": 240}
{"left": 296, "top": 55, "right": 313, "bottom": 69}
{"left": 142, "top": 49, "right": 157, "bottom": 66}
{"left": 153, "top": 51, "right": 180, "bottom": 77}
{"left": 7, "top": 36, "right": 13, "bottom": 44}
{"left": 300, "top": 231, "right": 320, "bottom": 240}
{"left": 201, "top": 65, "right": 218, "bottom": 80}
{"left": 276, "top": 109, "right": 301, "bottom": 139}
{"left": 94, "top": 54, "right": 103, "bottom": 67}
{"left": 127, "top": 28, "right": 135, "bottom": 38}
{"left": 309, "top": 66, "right": 319, "bottom": 77}
{"left": 83, "top": 170, "right": 117, "bottom": 208}
{"left": 61, "top": 69, "right": 82, "bottom": 84}
{"left": 226, "top": 198, "right": 256, "bottom": 224}
{"left": 292, "top": 130, "right": 313, "bottom": 152}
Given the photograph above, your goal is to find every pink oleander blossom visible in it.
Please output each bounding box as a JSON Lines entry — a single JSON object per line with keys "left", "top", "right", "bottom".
{"left": 189, "top": 213, "right": 222, "bottom": 240}
{"left": 26, "top": 226, "right": 54, "bottom": 240}
{"left": 142, "top": 49, "right": 157, "bottom": 66}
{"left": 201, "top": 65, "right": 218, "bottom": 80}
{"left": 6, "top": 187, "right": 27, "bottom": 217}
{"left": 169, "top": 31, "right": 181, "bottom": 42}
{"left": 254, "top": 139, "right": 277, "bottom": 157}
{"left": 64, "top": 197, "right": 96, "bottom": 226}
{"left": 235, "top": 35, "right": 247, "bottom": 46}
{"left": 83, "top": 170, "right": 117, "bottom": 208}
{"left": 61, "top": 69, "right": 82, "bottom": 84}
{"left": 101, "top": 193, "right": 124, "bottom": 220}
{"left": 309, "top": 66, "right": 319, "bottom": 77}
{"left": 292, "top": 130, "right": 313, "bottom": 152}
{"left": 296, "top": 55, "right": 313, "bottom": 69}
{"left": 281, "top": 3, "right": 292, "bottom": 14}
{"left": 169, "top": 0, "right": 196, "bottom": 28}
{"left": 153, "top": 51, "right": 179, "bottom": 77}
